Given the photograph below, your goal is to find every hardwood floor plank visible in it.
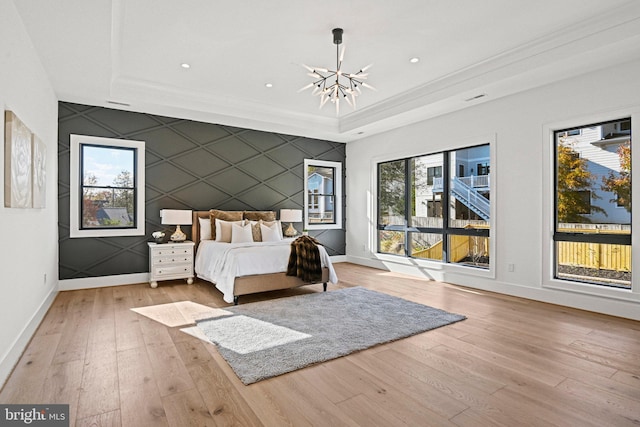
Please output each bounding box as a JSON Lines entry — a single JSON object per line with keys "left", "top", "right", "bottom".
{"left": 0, "top": 333, "right": 61, "bottom": 403}
{"left": 353, "top": 349, "right": 469, "bottom": 419}
{"left": 430, "top": 329, "right": 566, "bottom": 387}
{"left": 296, "top": 357, "right": 389, "bottom": 405}
{"left": 459, "top": 324, "right": 618, "bottom": 379}
{"left": 41, "top": 359, "right": 83, "bottom": 427}
{"left": 117, "top": 346, "right": 169, "bottom": 427}
{"left": 161, "top": 388, "right": 216, "bottom": 427}
{"left": 255, "top": 374, "right": 360, "bottom": 427}
{"left": 174, "top": 335, "right": 214, "bottom": 367}
{"left": 491, "top": 385, "right": 615, "bottom": 427}
{"left": 145, "top": 340, "right": 196, "bottom": 397}
{"left": 336, "top": 393, "right": 419, "bottom": 426}
{"left": 392, "top": 339, "right": 506, "bottom": 395}
{"left": 75, "top": 409, "right": 121, "bottom": 427}
{"left": 555, "top": 378, "right": 640, "bottom": 426}
{"left": 114, "top": 296, "right": 146, "bottom": 352}
{"left": 76, "top": 316, "right": 120, "bottom": 420}
{"left": 187, "top": 360, "right": 262, "bottom": 427}
{"left": 568, "top": 339, "right": 640, "bottom": 375}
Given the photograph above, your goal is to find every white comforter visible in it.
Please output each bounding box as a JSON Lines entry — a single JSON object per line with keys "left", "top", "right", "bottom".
{"left": 194, "top": 238, "right": 338, "bottom": 303}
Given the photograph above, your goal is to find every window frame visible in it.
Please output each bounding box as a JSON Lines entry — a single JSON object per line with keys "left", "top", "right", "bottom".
{"left": 542, "top": 110, "right": 638, "bottom": 301}
{"left": 375, "top": 142, "right": 493, "bottom": 272}
{"left": 69, "top": 134, "right": 145, "bottom": 238}
{"left": 303, "top": 158, "right": 343, "bottom": 230}
{"left": 552, "top": 118, "right": 632, "bottom": 288}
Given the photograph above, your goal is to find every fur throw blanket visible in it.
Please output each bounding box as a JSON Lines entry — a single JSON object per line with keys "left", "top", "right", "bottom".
{"left": 286, "top": 235, "right": 323, "bottom": 282}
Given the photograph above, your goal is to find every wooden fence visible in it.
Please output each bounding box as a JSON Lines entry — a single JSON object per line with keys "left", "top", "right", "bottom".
{"left": 413, "top": 234, "right": 488, "bottom": 262}
{"left": 557, "top": 242, "right": 631, "bottom": 272}
{"left": 557, "top": 224, "right": 631, "bottom": 272}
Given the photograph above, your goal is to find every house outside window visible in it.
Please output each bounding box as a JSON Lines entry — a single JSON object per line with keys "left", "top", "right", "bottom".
{"left": 378, "top": 144, "right": 491, "bottom": 268}
{"left": 304, "top": 159, "right": 342, "bottom": 230}
{"left": 553, "top": 118, "right": 631, "bottom": 288}
{"left": 70, "top": 134, "right": 145, "bottom": 238}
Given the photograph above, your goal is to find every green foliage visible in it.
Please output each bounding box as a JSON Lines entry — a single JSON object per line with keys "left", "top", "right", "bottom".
{"left": 378, "top": 160, "right": 406, "bottom": 222}
{"left": 556, "top": 141, "right": 605, "bottom": 223}
{"left": 602, "top": 141, "right": 631, "bottom": 212}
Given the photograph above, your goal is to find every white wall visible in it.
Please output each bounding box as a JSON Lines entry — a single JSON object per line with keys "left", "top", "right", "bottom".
{"left": 346, "top": 58, "right": 640, "bottom": 320}
{"left": 0, "top": 0, "right": 59, "bottom": 385}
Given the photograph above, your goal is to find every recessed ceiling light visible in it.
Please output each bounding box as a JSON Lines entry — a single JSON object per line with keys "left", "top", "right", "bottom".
{"left": 265, "top": 83, "right": 273, "bottom": 88}
{"left": 410, "top": 57, "right": 420, "bottom": 63}
{"left": 181, "top": 63, "right": 190, "bottom": 69}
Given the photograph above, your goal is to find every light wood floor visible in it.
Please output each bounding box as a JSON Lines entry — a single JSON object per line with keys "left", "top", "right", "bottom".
{"left": 2, "top": 263, "right": 639, "bottom": 426}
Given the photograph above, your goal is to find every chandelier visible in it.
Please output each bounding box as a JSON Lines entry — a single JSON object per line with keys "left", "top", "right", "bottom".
{"left": 299, "top": 28, "right": 374, "bottom": 115}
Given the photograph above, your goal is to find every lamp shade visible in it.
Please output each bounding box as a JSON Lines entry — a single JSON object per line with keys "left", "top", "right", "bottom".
{"left": 280, "top": 209, "right": 302, "bottom": 223}
{"left": 160, "top": 209, "right": 192, "bottom": 225}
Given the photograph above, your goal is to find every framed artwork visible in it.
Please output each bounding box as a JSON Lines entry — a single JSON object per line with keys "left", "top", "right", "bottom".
{"left": 4, "top": 110, "right": 46, "bottom": 209}
{"left": 4, "top": 111, "right": 32, "bottom": 208}
{"left": 32, "top": 134, "right": 46, "bottom": 208}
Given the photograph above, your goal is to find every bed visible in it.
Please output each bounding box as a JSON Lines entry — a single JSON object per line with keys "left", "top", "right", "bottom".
{"left": 192, "top": 210, "right": 338, "bottom": 304}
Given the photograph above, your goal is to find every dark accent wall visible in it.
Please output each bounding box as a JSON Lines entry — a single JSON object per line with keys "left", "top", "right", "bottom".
{"left": 58, "top": 102, "right": 346, "bottom": 280}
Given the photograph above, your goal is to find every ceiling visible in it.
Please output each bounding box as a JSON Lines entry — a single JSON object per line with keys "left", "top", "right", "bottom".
{"left": 14, "top": 0, "right": 640, "bottom": 142}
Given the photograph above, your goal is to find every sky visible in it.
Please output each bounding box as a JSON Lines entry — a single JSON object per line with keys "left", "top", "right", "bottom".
{"left": 82, "top": 145, "right": 134, "bottom": 186}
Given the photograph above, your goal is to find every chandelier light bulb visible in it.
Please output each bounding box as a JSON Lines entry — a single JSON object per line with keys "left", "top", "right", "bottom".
{"left": 299, "top": 28, "right": 374, "bottom": 116}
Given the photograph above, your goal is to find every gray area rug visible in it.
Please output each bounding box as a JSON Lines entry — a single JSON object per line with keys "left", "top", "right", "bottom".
{"left": 196, "top": 286, "right": 466, "bottom": 384}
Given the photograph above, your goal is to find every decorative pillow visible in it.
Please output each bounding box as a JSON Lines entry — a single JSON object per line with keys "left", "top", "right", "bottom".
{"left": 260, "top": 219, "right": 283, "bottom": 240}
{"left": 231, "top": 222, "right": 254, "bottom": 243}
{"left": 215, "top": 218, "right": 244, "bottom": 243}
{"left": 243, "top": 211, "right": 276, "bottom": 222}
{"left": 209, "top": 210, "right": 243, "bottom": 240}
{"left": 260, "top": 222, "right": 281, "bottom": 242}
{"left": 249, "top": 220, "right": 262, "bottom": 242}
{"left": 198, "top": 216, "right": 212, "bottom": 241}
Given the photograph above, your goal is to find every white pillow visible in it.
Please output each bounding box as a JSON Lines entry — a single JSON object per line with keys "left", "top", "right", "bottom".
{"left": 260, "top": 219, "right": 283, "bottom": 240}
{"left": 198, "top": 216, "right": 212, "bottom": 241}
{"left": 260, "top": 222, "right": 282, "bottom": 242}
{"left": 215, "top": 218, "right": 244, "bottom": 243}
{"left": 231, "top": 222, "right": 254, "bottom": 243}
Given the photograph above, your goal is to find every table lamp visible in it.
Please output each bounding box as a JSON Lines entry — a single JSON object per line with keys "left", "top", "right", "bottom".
{"left": 160, "top": 209, "right": 192, "bottom": 242}
{"left": 280, "top": 209, "right": 303, "bottom": 237}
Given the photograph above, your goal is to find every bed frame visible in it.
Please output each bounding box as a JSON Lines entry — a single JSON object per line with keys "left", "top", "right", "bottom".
{"left": 192, "top": 211, "right": 329, "bottom": 304}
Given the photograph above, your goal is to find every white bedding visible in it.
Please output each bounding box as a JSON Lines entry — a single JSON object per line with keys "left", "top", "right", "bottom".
{"left": 194, "top": 238, "right": 338, "bottom": 303}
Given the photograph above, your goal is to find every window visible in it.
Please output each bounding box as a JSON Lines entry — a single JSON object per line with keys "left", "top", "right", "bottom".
{"left": 426, "top": 166, "right": 442, "bottom": 185}
{"left": 304, "top": 159, "right": 342, "bottom": 230}
{"left": 377, "top": 144, "right": 491, "bottom": 269}
{"left": 553, "top": 118, "right": 631, "bottom": 288}
{"left": 70, "top": 134, "right": 145, "bottom": 238}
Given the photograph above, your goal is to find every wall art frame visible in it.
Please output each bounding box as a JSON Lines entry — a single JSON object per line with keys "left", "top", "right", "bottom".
{"left": 4, "top": 110, "right": 46, "bottom": 209}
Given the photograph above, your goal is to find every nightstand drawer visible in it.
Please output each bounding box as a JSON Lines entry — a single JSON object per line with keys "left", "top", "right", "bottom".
{"left": 152, "top": 254, "right": 193, "bottom": 266}
{"left": 151, "top": 246, "right": 192, "bottom": 257}
{"left": 153, "top": 264, "right": 193, "bottom": 277}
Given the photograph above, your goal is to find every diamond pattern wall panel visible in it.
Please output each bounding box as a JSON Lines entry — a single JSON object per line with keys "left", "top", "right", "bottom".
{"left": 58, "top": 102, "right": 346, "bottom": 280}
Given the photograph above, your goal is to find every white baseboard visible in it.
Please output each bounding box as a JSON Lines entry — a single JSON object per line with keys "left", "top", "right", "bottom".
{"left": 329, "top": 255, "right": 347, "bottom": 263}
{"left": 58, "top": 272, "right": 150, "bottom": 291}
{"left": 0, "top": 286, "right": 58, "bottom": 388}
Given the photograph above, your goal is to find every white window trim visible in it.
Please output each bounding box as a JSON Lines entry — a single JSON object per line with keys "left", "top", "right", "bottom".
{"left": 69, "top": 134, "right": 145, "bottom": 238}
{"left": 304, "top": 158, "right": 342, "bottom": 230}
{"left": 541, "top": 109, "right": 639, "bottom": 302}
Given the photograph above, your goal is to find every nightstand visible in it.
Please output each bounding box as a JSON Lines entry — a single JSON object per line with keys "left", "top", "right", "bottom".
{"left": 148, "top": 241, "right": 195, "bottom": 288}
